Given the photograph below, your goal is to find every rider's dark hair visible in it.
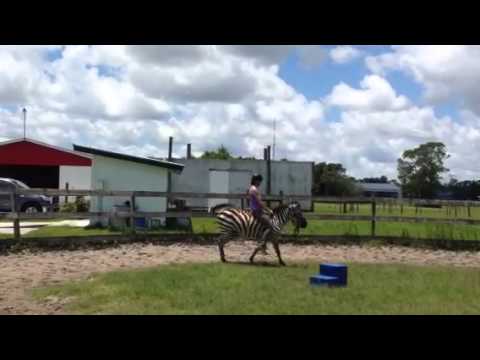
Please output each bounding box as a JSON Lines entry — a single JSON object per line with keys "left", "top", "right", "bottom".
{"left": 251, "top": 174, "right": 263, "bottom": 185}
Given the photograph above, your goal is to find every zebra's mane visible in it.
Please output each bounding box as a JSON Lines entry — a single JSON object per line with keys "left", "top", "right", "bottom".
{"left": 272, "top": 204, "right": 290, "bottom": 215}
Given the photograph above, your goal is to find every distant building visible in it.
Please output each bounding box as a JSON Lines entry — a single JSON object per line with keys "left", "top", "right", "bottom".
{"left": 356, "top": 182, "right": 402, "bottom": 198}
{"left": 436, "top": 191, "right": 454, "bottom": 200}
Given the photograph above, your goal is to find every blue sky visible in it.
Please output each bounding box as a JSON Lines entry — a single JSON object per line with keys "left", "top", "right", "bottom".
{"left": 279, "top": 49, "right": 366, "bottom": 100}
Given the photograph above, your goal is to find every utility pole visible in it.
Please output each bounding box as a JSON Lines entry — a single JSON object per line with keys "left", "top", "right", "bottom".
{"left": 273, "top": 119, "right": 276, "bottom": 161}
{"left": 167, "top": 136, "right": 173, "bottom": 196}
{"left": 22, "top": 108, "right": 27, "bottom": 139}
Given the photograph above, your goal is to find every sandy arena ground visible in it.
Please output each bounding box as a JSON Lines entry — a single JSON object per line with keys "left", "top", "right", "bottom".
{"left": 1, "top": 241, "right": 480, "bottom": 315}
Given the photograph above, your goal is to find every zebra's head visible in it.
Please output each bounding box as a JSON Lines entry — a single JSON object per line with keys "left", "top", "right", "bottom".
{"left": 287, "top": 201, "right": 308, "bottom": 229}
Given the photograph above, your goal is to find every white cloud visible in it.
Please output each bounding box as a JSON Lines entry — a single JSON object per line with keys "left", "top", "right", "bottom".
{"left": 320, "top": 107, "right": 480, "bottom": 180}
{"left": 128, "top": 59, "right": 258, "bottom": 103}
{"left": 218, "top": 45, "right": 295, "bottom": 65}
{"left": 365, "top": 45, "right": 480, "bottom": 114}
{"left": 127, "top": 45, "right": 211, "bottom": 66}
{"left": 330, "top": 46, "right": 363, "bottom": 64}
{"left": 326, "top": 75, "right": 411, "bottom": 112}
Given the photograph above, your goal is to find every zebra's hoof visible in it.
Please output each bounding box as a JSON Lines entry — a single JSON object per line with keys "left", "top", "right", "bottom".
{"left": 221, "top": 258, "right": 227, "bottom": 263}
{"left": 279, "top": 261, "right": 287, "bottom": 267}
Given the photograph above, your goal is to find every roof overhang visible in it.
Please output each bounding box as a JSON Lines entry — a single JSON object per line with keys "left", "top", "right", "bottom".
{"left": 73, "top": 144, "right": 184, "bottom": 173}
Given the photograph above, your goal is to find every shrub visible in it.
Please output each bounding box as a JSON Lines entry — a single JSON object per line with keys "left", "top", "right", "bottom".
{"left": 59, "top": 196, "right": 91, "bottom": 213}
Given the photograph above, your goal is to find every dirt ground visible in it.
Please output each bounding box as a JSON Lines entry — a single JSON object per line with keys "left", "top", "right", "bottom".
{"left": 1, "top": 241, "right": 480, "bottom": 315}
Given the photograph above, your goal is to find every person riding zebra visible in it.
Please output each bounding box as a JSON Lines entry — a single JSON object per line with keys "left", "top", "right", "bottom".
{"left": 247, "top": 174, "right": 273, "bottom": 255}
{"left": 211, "top": 175, "right": 308, "bottom": 266}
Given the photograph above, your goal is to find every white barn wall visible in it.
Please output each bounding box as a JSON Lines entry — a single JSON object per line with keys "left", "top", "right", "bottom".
{"left": 59, "top": 166, "right": 92, "bottom": 203}
{"left": 89, "top": 155, "right": 168, "bottom": 219}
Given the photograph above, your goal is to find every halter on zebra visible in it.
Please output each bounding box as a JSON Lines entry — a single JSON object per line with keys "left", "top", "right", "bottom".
{"left": 210, "top": 201, "right": 308, "bottom": 266}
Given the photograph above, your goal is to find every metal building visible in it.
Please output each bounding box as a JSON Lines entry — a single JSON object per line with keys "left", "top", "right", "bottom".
{"left": 169, "top": 158, "right": 314, "bottom": 211}
{"left": 356, "top": 182, "right": 402, "bottom": 198}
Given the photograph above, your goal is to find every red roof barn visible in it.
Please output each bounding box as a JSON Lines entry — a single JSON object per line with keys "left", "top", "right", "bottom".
{"left": 0, "top": 138, "right": 92, "bottom": 189}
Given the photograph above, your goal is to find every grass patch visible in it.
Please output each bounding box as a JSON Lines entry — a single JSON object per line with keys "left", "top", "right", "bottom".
{"left": 23, "top": 226, "right": 122, "bottom": 238}
{"left": 314, "top": 202, "right": 480, "bottom": 220}
{"left": 291, "top": 220, "right": 480, "bottom": 241}
{"left": 0, "top": 218, "right": 71, "bottom": 223}
{"left": 32, "top": 262, "right": 480, "bottom": 315}
{"left": 23, "top": 225, "right": 192, "bottom": 238}
{"left": 192, "top": 218, "right": 218, "bottom": 233}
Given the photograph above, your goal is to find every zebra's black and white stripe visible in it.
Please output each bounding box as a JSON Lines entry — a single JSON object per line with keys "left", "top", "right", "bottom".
{"left": 211, "top": 202, "right": 307, "bottom": 266}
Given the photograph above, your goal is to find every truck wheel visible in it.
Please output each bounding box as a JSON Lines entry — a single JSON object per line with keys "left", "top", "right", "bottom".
{"left": 21, "top": 203, "right": 43, "bottom": 213}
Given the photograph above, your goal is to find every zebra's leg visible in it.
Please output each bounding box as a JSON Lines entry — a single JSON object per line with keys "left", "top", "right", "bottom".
{"left": 272, "top": 237, "right": 286, "bottom": 266}
{"left": 258, "top": 214, "right": 273, "bottom": 255}
{"left": 217, "top": 235, "right": 229, "bottom": 263}
{"left": 249, "top": 244, "right": 263, "bottom": 263}
{"left": 249, "top": 229, "right": 271, "bottom": 263}
{"left": 259, "top": 237, "right": 269, "bottom": 255}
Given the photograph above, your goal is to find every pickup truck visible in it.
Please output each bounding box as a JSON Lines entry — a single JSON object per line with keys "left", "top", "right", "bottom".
{"left": 0, "top": 178, "right": 52, "bottom": 213}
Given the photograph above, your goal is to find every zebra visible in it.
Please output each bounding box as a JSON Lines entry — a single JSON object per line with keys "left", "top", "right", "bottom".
{"left": 210, "top": 201, "right": 307, "bottom": 266}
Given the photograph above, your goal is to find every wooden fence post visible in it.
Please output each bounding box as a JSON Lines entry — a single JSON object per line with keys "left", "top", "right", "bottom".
{"left": 266, "top": 145, "right": 271, "bottom": 208}
{"left": 10, "top": 190, "right": 20, "bottom": 241}
{"left": 97, "top": 181, "right": 104, "bottom": 226}
{"left": 65, "top": 182, "right": 69, "bottom": 204}
{"left": 130, "top": 193, "right": 136, "bottom": 234}
{"left": 371, "top": 199, "right": 376, "bottom": 238}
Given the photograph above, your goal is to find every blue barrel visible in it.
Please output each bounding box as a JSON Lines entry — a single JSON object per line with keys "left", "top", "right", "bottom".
{"left": 319, "top": 263, "right": 348, "bottom": 286}
{"left": 134, "top": 217, "right": 147, "bottom": 228}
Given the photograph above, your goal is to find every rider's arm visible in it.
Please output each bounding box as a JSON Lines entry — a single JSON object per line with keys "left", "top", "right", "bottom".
{"left": 252, "top": 190, "right": 272, "bottom": 213}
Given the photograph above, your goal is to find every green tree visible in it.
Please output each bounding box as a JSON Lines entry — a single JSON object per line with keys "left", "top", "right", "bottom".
{"left": 313, "top": 162, "right": 359, "bottom": 196}
{"left": 444, "top": 179, "right": 480, "bottom": 200}
{"left": 201, "top": 145, "right": 233, "bottom": 160}
{"left": 397, "top": 142, "right": 450, "bottom": 199}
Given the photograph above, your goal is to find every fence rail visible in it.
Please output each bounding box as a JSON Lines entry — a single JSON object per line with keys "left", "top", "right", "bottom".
{"left": 2, "top": 189, "right": 480, "bottom": 242}
{"left": 1, "top": 188, "right": 480, "bottom": 206}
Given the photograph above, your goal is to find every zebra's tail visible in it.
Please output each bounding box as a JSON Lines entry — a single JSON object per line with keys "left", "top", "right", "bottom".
{"left": 210, "top": 203, "right": 234, "bottom": 216}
